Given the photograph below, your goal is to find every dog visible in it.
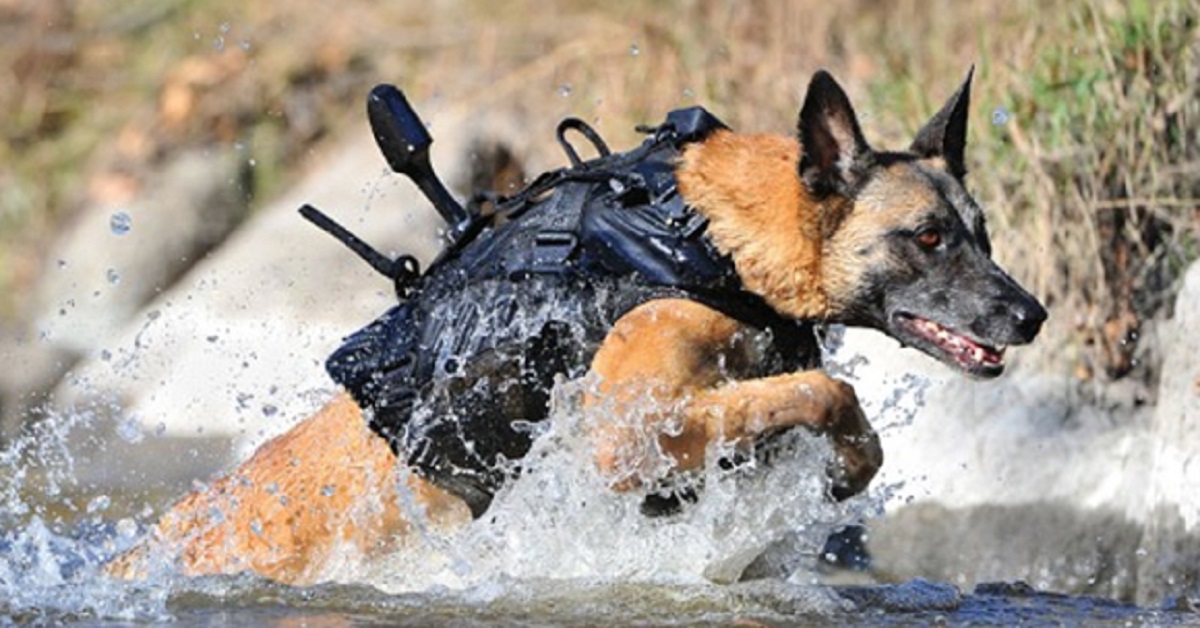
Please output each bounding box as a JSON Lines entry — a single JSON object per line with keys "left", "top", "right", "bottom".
{"left": 106, "top": 69, "right": 1046, "bottom": 585}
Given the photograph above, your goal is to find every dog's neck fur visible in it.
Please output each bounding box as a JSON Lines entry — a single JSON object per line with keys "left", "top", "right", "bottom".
{"left": 676, "top": 130, "right": 842, "bottom": 321}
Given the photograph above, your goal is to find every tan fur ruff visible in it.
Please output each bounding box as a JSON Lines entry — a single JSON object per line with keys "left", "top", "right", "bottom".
{"left": 675, "top": 130, "right": 833, "bottom": 320}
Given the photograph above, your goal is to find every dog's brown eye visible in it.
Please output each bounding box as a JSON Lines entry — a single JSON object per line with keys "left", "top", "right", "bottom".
{"left": 915, "top": 229, "right": 942, "bottom": 249}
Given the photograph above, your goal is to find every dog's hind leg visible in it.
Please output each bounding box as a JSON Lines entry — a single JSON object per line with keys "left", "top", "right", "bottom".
{"left": 105, "top": 393, "right": 472, "bottom": 585}
{"left": 587, "top": 299, "right": 881, "bottom": 499}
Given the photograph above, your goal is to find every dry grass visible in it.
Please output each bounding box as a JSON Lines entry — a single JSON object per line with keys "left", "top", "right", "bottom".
{"left": 2, "top": 0, "right": 1197, "bottom": 384}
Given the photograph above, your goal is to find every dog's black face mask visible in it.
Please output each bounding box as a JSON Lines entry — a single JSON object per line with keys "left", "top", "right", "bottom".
{"left": 799, "top": 69, "right": 1046, "bottom": 378}
{"left": 869, "top": 167, "right": 1047, "bottom": 378}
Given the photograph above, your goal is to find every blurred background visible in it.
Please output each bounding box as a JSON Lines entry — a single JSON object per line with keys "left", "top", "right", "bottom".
{"left": 1, "top": 0, "right": 1198, "bottom": 607}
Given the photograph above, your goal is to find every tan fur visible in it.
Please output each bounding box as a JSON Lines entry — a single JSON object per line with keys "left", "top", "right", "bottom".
{"left": 105, "top": 394, "right": 470, "bottom": 585}
{"left": 676, "top": 130, "right": 837, "bottom": 320}
{"left": 587, "top": 299, "right": 881, "bottom": 493}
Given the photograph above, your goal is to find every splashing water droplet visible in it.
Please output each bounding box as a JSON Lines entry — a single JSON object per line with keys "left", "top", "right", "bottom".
{"left": 86, "top": 495, "right": 110, "bottom": 514}
{"left": 115, "top": 518, "right": 139, "bottom": 539}
{"left": 321, "top": 485, "right": 336, "bottom": 497}
{"left": 116, "top": 417, "right": 143, "bottom": 444}
{"left": 106, "top": 268, "right": 120, "bottom": 285}
{"left": 109, "top": 211, "right": 132, "bottom": 235}
{"left": 630, "top": 43, "right": 640, "bottom": 56}
{"left": 991, "top": 107, "right": 1010, "bottom": 126}
{"left": 558, "top": 84, "right": 573, "bottom": 98}
{"left": 99, "top": 349, "right": 112, "bottom": 362}
{"left": 261, "top": 404, "right": 278, "bottom": 417}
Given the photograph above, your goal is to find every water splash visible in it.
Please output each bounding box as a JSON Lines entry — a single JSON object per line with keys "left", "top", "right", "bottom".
{"left": 0, "top": 403, "right": 173, "bottom": 622}
{"left": 365, "top": 376, "right": 870, "bottom": 594}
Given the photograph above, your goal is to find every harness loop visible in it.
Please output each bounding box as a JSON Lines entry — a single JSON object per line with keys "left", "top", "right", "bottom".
{"left": 556, "top": 118, "right": 611, "bottom": 167}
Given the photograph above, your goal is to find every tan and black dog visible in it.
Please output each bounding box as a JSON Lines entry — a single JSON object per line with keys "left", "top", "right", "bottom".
{"left": 108, "top": 70, "right": 1045, "bottom": 585}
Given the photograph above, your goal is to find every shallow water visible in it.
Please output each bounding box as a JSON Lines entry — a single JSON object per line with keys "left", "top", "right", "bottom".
{"left": 2, "top": 344, "right": 1196, "bottom": 625}
{"left": 5, "top": 571, "right": 1184, "bottom": 626}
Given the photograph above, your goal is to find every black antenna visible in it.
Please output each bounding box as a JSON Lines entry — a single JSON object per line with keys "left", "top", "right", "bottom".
{"left": 298, "top": 84, "right": 479, "bottom": 298}
{"left": 299, "top": 204, "right": 420, "bottom": 297}
{"left": 367, "top": 84, "right": 469, "bottom": 234}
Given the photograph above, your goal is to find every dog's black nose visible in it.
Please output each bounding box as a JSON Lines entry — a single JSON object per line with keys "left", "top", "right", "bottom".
{"left": 1011, "top": 297, "right": 1047, "bottom": 342}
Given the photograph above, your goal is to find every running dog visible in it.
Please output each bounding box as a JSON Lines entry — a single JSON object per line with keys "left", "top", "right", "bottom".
{"left": 107, "top": 69, "right": 1046, "bottom": 584}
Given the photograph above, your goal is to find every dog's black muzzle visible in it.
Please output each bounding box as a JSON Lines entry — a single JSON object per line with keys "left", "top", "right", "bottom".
{"left": 969, "top": 269, "right": 1047, "bottom": 346}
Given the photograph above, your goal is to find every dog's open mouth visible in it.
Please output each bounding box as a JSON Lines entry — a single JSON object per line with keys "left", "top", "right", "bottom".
{"left": 893, "top": 313, "right": 1006, "bottom": 378}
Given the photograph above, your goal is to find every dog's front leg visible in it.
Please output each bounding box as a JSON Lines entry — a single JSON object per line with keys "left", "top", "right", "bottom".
{"left": 682, "top": 373, "right": 882, "bottom": 499}
{"left": 587, "top": 299, "right": 881, "bottom": 499}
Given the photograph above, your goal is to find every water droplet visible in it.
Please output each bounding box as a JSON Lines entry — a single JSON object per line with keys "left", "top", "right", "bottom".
{"left": 155, "top": 422, "right": 167, "bottom": 436}
{"left": 321, "top": 485, "right": 336, "bottom": 497}
{"left": 219, "top": 22, "right": 231, "bottom": 34}
{"left": 248, "top": 158, "right": 257, "bottom": 167}
{"left": 558, "top": 84, "right": 573, "bottom": 98}
{"left": 261, "top": 404, "right": 279, "bottom": 417}
{"left": 116, "top": 517, "right": 138, "bottom": 539}
{"left": 116, "top": 417, "right": 144, "bottom": 443}
{"left": 250, "top": 519, "right": 264, "bottom": 536}
{"left": 100, "top": 349, "right": 112, "bottom": 361}
{"left": 57, "top": 259, "right": 67, "bottom": 270}
{"left": 213, "top": 36, "right": 225, "bottom": 52}
{"left": 682, "top": 88, "right": 694, "bottom": 100}
{"left": 106, "top": 268, "right": 121, "bottom": 285}
{"left": 240, "top": 39, "right": 252, "bottom": 52}
{"left": 109, "top": 211, "right": 132, "bottom": 235}
{"left": 629, "top": 43, "right": 640, "bottom": 56}
{"left": 991, "top": 107, "right": 1010, "bottom": 126}
{"left": 86, "top": 494, "right": 111, "bottom": 514}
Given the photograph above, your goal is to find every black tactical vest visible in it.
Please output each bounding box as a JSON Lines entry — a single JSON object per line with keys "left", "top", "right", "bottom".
{"left": 325, "top": 107, "right": 820, "bottom": 517}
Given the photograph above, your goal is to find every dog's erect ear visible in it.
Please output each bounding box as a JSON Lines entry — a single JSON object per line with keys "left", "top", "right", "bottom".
{"left": 910, "top": 66, "right": 974, "bottom": 179}
{"left": 798, "top": 70, "right": 873, "bottom": 198}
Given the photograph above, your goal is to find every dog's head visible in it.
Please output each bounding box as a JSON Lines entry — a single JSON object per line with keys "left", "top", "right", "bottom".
{"left": 802, "top": 69, "right": 1046, "bottom": 378}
